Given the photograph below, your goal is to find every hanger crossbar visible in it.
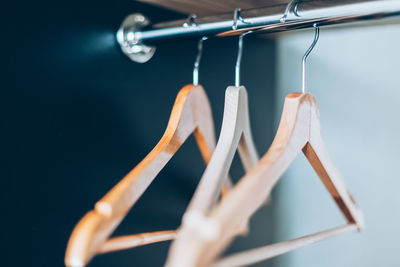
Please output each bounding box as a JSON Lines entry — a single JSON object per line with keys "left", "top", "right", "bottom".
{"left": 213, "top": 223, "right": 358, "bottom": 267}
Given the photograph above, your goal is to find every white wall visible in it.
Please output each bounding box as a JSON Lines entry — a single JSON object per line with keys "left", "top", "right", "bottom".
{"left": 274, "top": 23, "right": 400, "bottom": 267}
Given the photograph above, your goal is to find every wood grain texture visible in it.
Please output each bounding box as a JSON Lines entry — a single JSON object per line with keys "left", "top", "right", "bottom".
{"left": 137, "top": 0, "right": 286, "bottom": 16}
{"left": 166, "top": 93, "right": 364, "bottom": 267}
{"left": 165, "top": 86, "right": 260, "bottom": 267}
{"left": 64, "top": 85, "right": 231, "bottom": 267}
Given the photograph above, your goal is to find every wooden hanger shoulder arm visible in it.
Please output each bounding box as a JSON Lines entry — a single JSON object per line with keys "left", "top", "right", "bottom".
{"left": 235, "top": 86, "right": 259, "bottom": 172}
{"left": 65, "top": 85, "right": 222, "bottom": 266}
{"left": 305, "top": 104, "right": 364, "bottom": 228}
{"left": 184, "top": 86, "right": 252, "bottom": 214}
{"left": 96, "top": 85, "right": 203, "bottom": 216}
{"left": 165, "top": 86, "right": 257, "bottom": 267}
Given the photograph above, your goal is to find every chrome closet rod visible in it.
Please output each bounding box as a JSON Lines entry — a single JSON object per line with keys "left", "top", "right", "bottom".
{"left": 117, "top": 0, "right": 400, "bottom": 62}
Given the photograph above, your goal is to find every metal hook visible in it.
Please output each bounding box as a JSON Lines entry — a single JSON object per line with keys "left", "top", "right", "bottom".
{"left": 233, "top": 8, "right": 251, "bottom": 30}
{"left": 235, "top": 31, "right": 253, "bottom": 87}
{"left": 280, "top": 0, "right": 302, "bottom": 23}
{"left": 302, "top": 23, "right": 320, "bottom": 93}
{"left": 183, "top": 14, "right": 197, "bottom": 27}
{"left": 193, "top": 36, "right": 208, "bottom": 85}
{"left": 281, "top": 0, "right": 296, "bottom": 23}
{"left": 294, "top": 1, "right": 301, "bottom": 17}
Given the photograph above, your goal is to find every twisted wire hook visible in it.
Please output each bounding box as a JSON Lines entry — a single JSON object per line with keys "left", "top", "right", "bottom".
{"left": 302, "top": 24, "right": 320, "bottom": 93}
{"left": 193, "top": 36, "right": 208, "bottom": 85}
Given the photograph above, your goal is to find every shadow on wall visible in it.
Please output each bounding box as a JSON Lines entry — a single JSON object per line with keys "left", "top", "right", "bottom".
{"left": 2, "top": 0, "right": 276, "bottom": 266}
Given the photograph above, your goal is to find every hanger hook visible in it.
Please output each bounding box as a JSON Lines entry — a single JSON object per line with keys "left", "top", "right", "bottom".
{"left": 280, "top": 0, "right": 298, "bottom": 23}
{"left": 233, "top": 8, "right": 251, "bottom": 30}
{"left": 183, "top": 14, "right": 197, "bottom": 27}
{"left": 294, "top": 1, "right": 302, "bottom": 17}
{"left": 302, "top": 23, "right": 319, "bottom": 94}
{"left": 193, "top": 36, "right": 208, "bottom": 86}
{"left": 235, "top": 31, "right": 253, "bottom": 87}
{"left": 280, "top": 0, "right": 302, "bottom": 23}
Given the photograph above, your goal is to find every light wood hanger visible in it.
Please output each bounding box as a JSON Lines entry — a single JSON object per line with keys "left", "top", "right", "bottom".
{"left": 165, "top": 31, "right": 260, "bottom": 267}
{"left": 186, "top": 86, "right": 259, "bottom": 214}
{"left": 64, "top": 84, "right": 232, "bottom": 267}
{"left": 166, "top": 25, "right": 364, "bottom": 267}
{"left": 165, "top": 85, "right": 260, "bottom": 267}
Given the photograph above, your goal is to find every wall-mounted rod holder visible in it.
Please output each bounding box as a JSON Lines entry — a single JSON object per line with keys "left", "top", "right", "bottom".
{"left": 117, "top": 0, "right": 400, "bottom": 63}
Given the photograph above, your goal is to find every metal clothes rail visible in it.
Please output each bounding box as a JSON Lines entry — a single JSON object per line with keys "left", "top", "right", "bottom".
{"left": 116, "top": 0, "right": 400, "bottom": 62}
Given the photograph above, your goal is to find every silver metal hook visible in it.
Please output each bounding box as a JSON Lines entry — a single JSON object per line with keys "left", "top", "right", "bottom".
{"left": 183, "top": 14, "right": 197, "bottom": 27}
{"left": 235, "top": 31, "right": 253, "bottom": 87}
{"left": 294, "top": 1, "right": 301, "bottom": 17}
{"left": 281, "top": 0, "right": 296, "bottom": 23}
{"left": 193, "top": 36, "right": 208, "bottom": 86}
{"left": 302, "top": 23, "right": 320, "bottom": 93}
{"left": 233, "top": 8, "right": 251, "bottom": 30}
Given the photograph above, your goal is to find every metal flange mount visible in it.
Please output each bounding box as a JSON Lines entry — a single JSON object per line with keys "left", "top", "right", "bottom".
{"left": 116, "top": 13, "right": 156, "bottom": 63}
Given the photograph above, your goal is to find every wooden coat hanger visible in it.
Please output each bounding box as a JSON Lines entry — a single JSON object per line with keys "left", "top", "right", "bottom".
{"left": 166, "top": 25, "right": 364, "bottom": 267}
{"left": 192, "top": 93, "right": 364, "bottom": 267}
{"left": 64, "top": 84, "right": 233, "bottom": 266}
{"left": 165, "top": 32, "right": 259, "bottom": 267}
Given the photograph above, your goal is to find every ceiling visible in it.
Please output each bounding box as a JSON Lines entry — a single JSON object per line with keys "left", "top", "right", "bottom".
{"left": 137, "top": 0, "right": 288, "bottom": 16}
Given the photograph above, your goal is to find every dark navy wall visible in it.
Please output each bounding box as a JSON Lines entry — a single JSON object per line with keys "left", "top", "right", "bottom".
{"left": 2, "top": 1, "right": 276, "bottom": 266}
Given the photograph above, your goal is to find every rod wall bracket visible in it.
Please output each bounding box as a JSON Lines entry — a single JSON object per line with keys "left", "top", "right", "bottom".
{"left": 116, "top": 13, "right": 156, "bottom": 63}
